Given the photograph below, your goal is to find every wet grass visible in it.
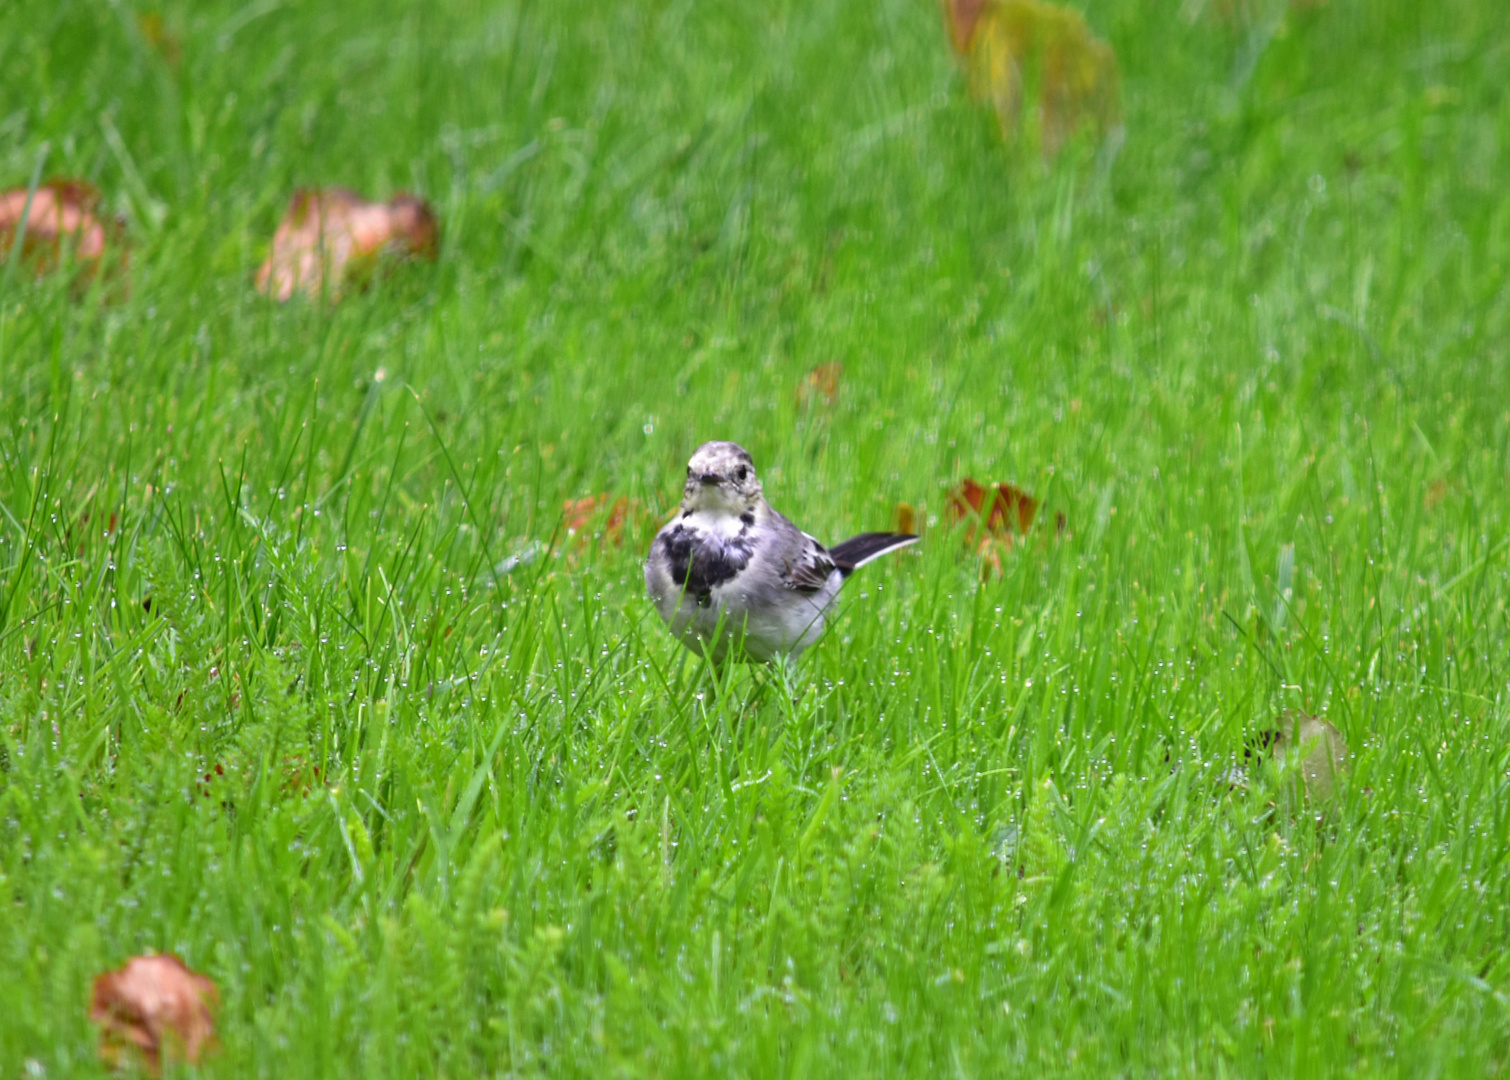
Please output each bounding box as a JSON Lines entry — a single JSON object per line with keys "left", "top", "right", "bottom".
{"left": 2, "top": 0, "right": 1509, "bottom": 1075}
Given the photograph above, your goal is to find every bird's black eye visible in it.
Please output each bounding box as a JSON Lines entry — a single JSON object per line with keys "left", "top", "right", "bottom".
{"left": 735, "top": 465, "right": 747, "bottom": 482}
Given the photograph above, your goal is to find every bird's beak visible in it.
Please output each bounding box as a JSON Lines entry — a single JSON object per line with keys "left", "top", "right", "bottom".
{"left": 699, "top": 473, "right": 721, "bottom": 485}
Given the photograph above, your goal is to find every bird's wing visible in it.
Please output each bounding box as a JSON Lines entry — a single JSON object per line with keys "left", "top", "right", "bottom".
{"left": 780, "top": 533, "right": 838, "bottom": 593}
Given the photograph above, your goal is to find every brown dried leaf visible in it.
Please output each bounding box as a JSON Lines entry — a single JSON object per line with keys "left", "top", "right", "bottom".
{"left": 90, "top": 954, "right": 218, "bottom": 1074}
{"left": 255, "top": 187, "right": 439, "bottom": 302}
{"left": 0, "top": 180, "right": 126, "bottom": 282}
{"left": 796, "top": 362, "right": 844, "bottom": 409}
{"left": 1266, "top": 711, "right": 1350, "bottom": 803}
{"left": 941, "top": 0, "right": 1120, "bottom": 158}
{"left": 894, "top": 502, "right": 918, "bottom": 536}
{"left": 1424, "top": 479, "right": 1448, "bottom": 512}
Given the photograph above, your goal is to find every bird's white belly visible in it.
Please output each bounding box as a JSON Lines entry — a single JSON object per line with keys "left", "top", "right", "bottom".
{"left": 670, "top": 571, "right": 842, "bottom": 661}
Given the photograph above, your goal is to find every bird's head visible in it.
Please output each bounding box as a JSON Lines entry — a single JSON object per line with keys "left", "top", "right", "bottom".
{"left": 682, "top": 441, "right": 762, "bottom": 514}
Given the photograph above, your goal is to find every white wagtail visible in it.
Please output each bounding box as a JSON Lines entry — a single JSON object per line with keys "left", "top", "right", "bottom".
{"left": 644, "top": 441, "right": 918, "bottom": 661}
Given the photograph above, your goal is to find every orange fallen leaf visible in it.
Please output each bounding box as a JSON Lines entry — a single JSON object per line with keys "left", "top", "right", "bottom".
{"left": 796, "top": 362, "right": 844, "bottom": 408}
{"left": 255, "top": 187, "right": 439, "bottom": 302}
{"left": 563, "top": 494, "right": 610, "bottom": 538}
{"left": 947, "top": 477, "right": 1039, "bottom": 535}
{"left": 602, "top": 495, "right": 651, "bottom": 548}
{"left": 945, "top": 477, "right": 1055, "bottom": 577}
{"left": 940, "top": 0, "right": 1120, "bottom": 158}
{"left": 943, "top": 0, "right": 992, "bottom": 51}
{"left": 90, "top": 954, "right": 218, "bottom": 1074}
{"left": 0, "top": 180, "right": 126, "bottom": 283}
{"left": 562, "top": 494, "right": 653, "bottom": 558}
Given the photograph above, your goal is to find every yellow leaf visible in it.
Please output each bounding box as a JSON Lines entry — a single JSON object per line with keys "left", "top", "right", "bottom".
{"left": 942, "top": 0, "right": 1120, "bottom": 158}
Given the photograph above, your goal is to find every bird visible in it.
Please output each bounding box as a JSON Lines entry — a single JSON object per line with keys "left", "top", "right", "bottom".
{"left": 644, "top": 440, "right": 918, "bottom": 661}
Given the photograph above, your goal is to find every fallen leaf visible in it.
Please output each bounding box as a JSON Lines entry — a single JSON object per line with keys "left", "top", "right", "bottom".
{"left": 941, "top": 0, "right": 1120, "bottom": 158}
{"left": 602, "top": 495, "right": 649, "bottom": 548}
{"left": 796, "top": 362, "right": 843, "bottom": 408}
{"left": 1424, "top": 479, "right": 1448, "bottom": 512}
{"left": 255, "top": 187, "right": 439, "bottom": 302}
{"left": 942, "top": 0, "right": 992, "bottom": 52}
{"left": 894, "top": 502, "right": 918, "bottom": 536}
{"left": 561, "top": 494, "right": 653, "bottom": 558}
{"left": 1262, "top": 711, "right": 1350, "bottom": 803}
{"left": 90, "top": 954, "right": 218, "bottom": 1074}
{"left": 0, "top": 179, "right": 126, "bottom": 284}
{"left": 946, "top": 477, "right": 1047, "bottom": 576}
{"left": 562, "top": 494, "right": 607, "bottom": 537}
{"left": 948, "top": 477, "right": 1038, "bottom": 535}
{"left": 136, "top": 12, "right": 182, "bottom": 67}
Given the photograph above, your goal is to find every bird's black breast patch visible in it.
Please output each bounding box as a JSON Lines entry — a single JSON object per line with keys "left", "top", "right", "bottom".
{"left": 659, "top": 523, "right": 754, "bottom": 604}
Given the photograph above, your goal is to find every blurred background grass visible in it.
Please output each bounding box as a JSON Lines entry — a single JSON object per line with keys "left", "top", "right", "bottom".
{"left": 1, "top": 0, "right": 1508, "bottom": 1075}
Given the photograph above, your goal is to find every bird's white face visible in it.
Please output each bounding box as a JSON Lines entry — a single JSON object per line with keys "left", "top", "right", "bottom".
{"left": 682, "top": 441, "right": 762, "bottom": 514}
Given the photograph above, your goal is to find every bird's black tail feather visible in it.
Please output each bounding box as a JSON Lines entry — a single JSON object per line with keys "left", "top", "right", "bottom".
{"left": 829, "top": 532, "right": 919, "bottom": 577}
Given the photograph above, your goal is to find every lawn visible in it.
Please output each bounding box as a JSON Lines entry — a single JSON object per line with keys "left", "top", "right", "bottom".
{"left": 2, "top": 0, "right": 1508, "bottom": 1075}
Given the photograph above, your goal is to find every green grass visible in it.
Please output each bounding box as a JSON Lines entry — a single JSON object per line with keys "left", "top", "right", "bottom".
{"left": 2, "top": 0, "right": 1509, "bottom": 1074}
